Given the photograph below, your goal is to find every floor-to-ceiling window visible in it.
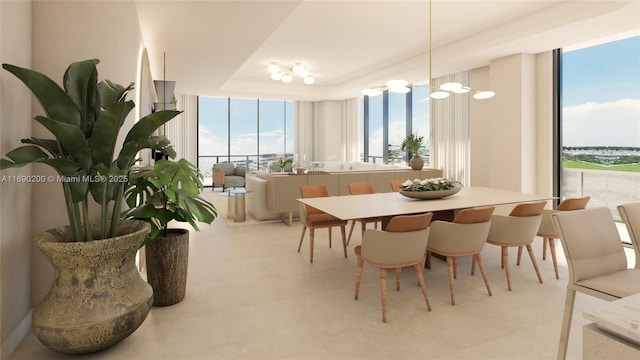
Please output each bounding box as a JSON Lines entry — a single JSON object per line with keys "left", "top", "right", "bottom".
{"left": 198, "top": 96, "right": 294, "bottom": 183}
{"left": 360, "top": 86, "right": 430, "bottom": 166}
{"left": 561, "top": 35, "right": 640, "bottom": 214}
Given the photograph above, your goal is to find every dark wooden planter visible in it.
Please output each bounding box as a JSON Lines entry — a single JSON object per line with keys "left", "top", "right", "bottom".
{"left": 145, "top": 229, "right": 189, "bottom": 306}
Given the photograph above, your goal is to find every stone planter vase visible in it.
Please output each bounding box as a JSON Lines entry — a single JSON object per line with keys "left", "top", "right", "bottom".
{"left": 145, "top": 229, "right": 189, "bottom": 306}
{"left": 32, "top": 220, "right": 153, "bottom": 354}
{"left": 409, "top": 155, "right": 424, "bottom": 170}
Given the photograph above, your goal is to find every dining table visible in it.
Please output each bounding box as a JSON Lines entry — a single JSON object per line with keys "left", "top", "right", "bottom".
{"left": 297, "top": 186, "right": 554, "bottom": 225}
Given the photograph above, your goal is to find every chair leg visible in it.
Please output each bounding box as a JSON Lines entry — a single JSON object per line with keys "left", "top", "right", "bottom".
{"left": 328, "top": 227, "right": 332, "bottom": 248}
{"left": 502, "top": 246, "right": 512, "bottom": 291}
{"left": 298, "top": 226, "right": 307, "bottom": 252}
{"left": 380, "top": 268, "right": 388, "bottom": 323}
{"left": 309, "top": 228, "right": 315, "bottom": 263}
{"left": 395, "top": 268, "right": 401, "bottom": 291}
{"left": 360, "top": 222, "right": 366, "bottom": 240}
{"left": 543, "top": 237, "right": 548, "bottom": 260}
{"left": 557, "top": 289, "right": 576, "bottom": 360}
{"left": 414, "top": 264, "right": 432, "bottom": 311}
{"left": 471, "top": 255, "right": 476, "bottom": 275}
{"left": 517, "top": 245, "right": 523, "bottom": 266}
{"left": 526, "top": 244, "right": 543, "bottom": 284}
{"left": 340, "top": 226, "right": 347, "bottom": 258}
{"left": 446, "top": 256, "right": 456, "bottom": 305}
{"left": 475, "top": 253, "right": 492, "bottom": 297}
{"left": 453, "top": 257, "right": 458, "bottom": 279}
{"left": 425, "top": 251, "right": 431, "bottom": 269}
{"left": 347, "top": 220, "right": 356, "bottom": 245}
{"left": 354, "top": 258, "right": 364, "bottom": 300}
{"left": 549, "top": 237, "right": 560, "bottom": 279}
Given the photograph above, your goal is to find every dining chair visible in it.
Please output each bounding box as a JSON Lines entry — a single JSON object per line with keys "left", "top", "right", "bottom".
{"left": 298, "top": 184, "right": 348, "bottom": 263}
{"left": 390, "top": 179, "right": 405, "bottom": 192}
{"left": 484, "top": 201, "right": 546, "bottom": 291}
{"left": 346, "top": 182, "right": 383, "bottom": 245}
{"left": 552, "top": 207, "right": 640, "bottom": 360}
{"left": 426, "top": 206, "right": 495, "bottom": 305}
{"left": 354, "top": 213, "right": 433, "bottom": 322}
{"left": 526, "top": 196, "right": 590, "bottom": 279}
{"left": 617, "top": 202, "right": 640, "bottom": 269}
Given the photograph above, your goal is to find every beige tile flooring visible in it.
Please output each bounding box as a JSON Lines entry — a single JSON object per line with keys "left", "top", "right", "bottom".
{"left": 10, "top": 208, "right": 636, "bottom": 360}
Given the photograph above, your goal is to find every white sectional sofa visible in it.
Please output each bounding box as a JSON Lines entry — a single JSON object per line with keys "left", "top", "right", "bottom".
{"left": 245, "top": 161, "right": 443, "bottom": 223}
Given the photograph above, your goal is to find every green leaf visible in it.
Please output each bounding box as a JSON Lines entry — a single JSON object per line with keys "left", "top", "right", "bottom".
{"left": 21, "top": 138, "right": 63, "bottom": 157}
{"left": 123, "top": 110, "right": 181, "bottom": 145}
{"left": 90, "top": 101, "right": 134, "bottom": 167}
{"left": 2, "top": 63, "right": 80, "bottom": 127}
{"left": 63, "top": 59, "right": 100, "bottom": 137}
{"left": 2, "top": 146, "right": 49, "bottom": 167}
{"left": 34, "top": 116, "right": 91, "bottom": 171}
{"left": 98, "top": 80, "right": 134, "bottom": 105}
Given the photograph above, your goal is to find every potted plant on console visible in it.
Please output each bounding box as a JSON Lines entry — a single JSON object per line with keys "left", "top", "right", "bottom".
{"left": 0, "top": 59, "right": 180, "bottom": 354}
{"left": 124, "top": 158, "right": 217, "bottom": 306}
{"left": 401, "top": 133, "right": 425, "bottom": 170}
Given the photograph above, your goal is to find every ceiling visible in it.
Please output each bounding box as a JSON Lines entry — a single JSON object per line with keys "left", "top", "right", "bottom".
{"left": 135, "top": 0, "right": 640, "bottom": 101}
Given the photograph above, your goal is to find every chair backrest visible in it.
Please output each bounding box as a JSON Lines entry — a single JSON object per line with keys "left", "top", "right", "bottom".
{"left": 300, "top": 184, "right": 330, "bottom": 216}
{"left": 488, "top": 202, "right": 546, "bottom": 245}
{"left": 617, "top": 202, "right": 640, "bottom": 269}
{"left": 538, "top": 196, "right": 591, "bottom": 237}
{"left": 552, "top": 207, "right": 627, "bottom": 283}
{"left": 361, "top": 229, "right": 430, "bottom": 265}
{"left": 556, "top": 196, "right": 590, "bottom": 211}
{"left": 429, "top": 207, "right": 495, "bottom": 255}
{"left": 390, "top": 180, "right": 405, "bottom": 192}
{"left": 509, "top": 201, "right": 546, "bottom": 217}
{"left": 385, "top": 213, "right": 433, "bottom": 232}
{"left": 453, "top": 206, "right": 495, "bottom": 224}
{"left": 348, "top": 182, "right": 376, "bottom": 195}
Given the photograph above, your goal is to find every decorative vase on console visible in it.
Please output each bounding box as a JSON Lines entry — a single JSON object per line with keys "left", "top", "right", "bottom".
{"left": 401, "top": 133, "right": 425, "bottom": 171}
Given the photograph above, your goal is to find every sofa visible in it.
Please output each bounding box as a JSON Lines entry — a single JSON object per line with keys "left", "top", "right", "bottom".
{"left": 244, "top": 161, "right": 443, "bottom": 224}
{"left": 212, "top": 163, "right": 246, "bottom": 191}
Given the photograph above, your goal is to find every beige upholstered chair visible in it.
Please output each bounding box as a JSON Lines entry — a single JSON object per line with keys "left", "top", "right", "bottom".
{"left": 390, "top": 179, "right": 405, "bottom": 192}
{"left": 484, "top": 201, "right": 546, "bottom": 291}
{"left": 354, "top": 213, "right": 433, "bottom": 322}
{"left": 346, "top": 182, "right": 383, "bottom": 245}
{"left": 530, "top": 196, "right": 590, "bottom": 279}
{"left": 552, "top": 207, "right": 640, "bottom": 360}
{"left": 617, "top": 202, "right": 640, "bottom": 269}
{"left": 298, "top": 185, "right": 348, "bottom": 263}
{"left": 427, "top": 206, "right": 495, "bottom": 305}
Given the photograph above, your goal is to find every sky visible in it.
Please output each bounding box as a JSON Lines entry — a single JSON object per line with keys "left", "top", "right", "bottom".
{"left": 562, "top": 35, "right": 640, "bottom": 147}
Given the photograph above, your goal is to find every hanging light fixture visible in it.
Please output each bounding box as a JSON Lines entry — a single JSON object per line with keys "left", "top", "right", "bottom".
{"left": 361, "top": 0, "right": 494, "bottom": 100}
{"left": 268, "top": 62, "right": 315, "bottom": 85}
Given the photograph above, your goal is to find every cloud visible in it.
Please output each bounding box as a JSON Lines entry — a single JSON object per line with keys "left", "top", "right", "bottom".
{"left": 563, "top": 98, "right": 640, "bottom": 147}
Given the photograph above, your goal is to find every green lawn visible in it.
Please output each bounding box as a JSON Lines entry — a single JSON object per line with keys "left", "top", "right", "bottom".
{"left": 563, "top": 160, "right": 640, "bottom": 172}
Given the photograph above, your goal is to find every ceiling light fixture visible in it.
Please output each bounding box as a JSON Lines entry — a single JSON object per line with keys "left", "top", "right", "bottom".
{"left": 268, "top": 62, "right": 315, "bottom": 85}
{"left": 361, "top": 0, "right": 495, "bottom": 100}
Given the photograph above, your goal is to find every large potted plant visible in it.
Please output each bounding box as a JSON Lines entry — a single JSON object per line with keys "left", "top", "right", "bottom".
{"left": 401, "top": 133, "right": 425, "bottom": 170}
{"left": 124, "top": 158, "right": 216, "bottom": 306}
{"left": 0, "top": 59, "right": 180, "bottom": 354}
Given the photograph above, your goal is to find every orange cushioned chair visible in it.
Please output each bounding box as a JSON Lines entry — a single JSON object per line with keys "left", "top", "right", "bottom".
{"left": 354, "top": 213, "right": 433, "bottom": 322}
{"left": 484, "top": 201, "right": 546, "bottom": 291}
{"left": 298, "top": 184, "right": 348, "bottom": 263}
{"left": 528, "top": 196, "right": 590, "bottom": 279}
{"left": 426, "top": 206, "right": 495, "bottom": 305}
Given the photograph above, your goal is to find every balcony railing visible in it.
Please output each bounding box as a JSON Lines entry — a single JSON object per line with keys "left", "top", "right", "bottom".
{"left": 562, "top": 168, "right": 640, "bottom": 222}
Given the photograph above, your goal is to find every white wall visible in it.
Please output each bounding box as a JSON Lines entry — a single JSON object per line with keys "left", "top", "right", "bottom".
{"left": 0, "top": 2, "right": 33, "bottom": 358}
{"left": 1, "top": 1, "right": 146, "bottom": 358}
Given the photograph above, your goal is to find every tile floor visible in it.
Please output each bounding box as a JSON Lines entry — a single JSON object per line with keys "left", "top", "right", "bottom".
{"left": 10, "top": 204, "right": 636, "bottom": 360}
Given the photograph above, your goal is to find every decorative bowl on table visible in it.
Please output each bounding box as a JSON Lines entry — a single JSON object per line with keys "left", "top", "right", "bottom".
{"left": 398, "top": 178, "right": 462, "bottom": 200}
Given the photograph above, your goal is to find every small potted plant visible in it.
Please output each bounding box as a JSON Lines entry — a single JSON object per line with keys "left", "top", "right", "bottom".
{"left": 0, "top": 59, "right": 180, "bottom": 353}
{"left": 401, "top": 133, "right": 425, "bottom": 170}
{"left": 124, "top": 158, "right": 217, "bottom": 306}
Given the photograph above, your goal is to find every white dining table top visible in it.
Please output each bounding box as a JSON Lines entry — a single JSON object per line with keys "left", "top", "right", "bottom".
{"left": 297, "top": 186, "right": 554, "bottom": 220}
